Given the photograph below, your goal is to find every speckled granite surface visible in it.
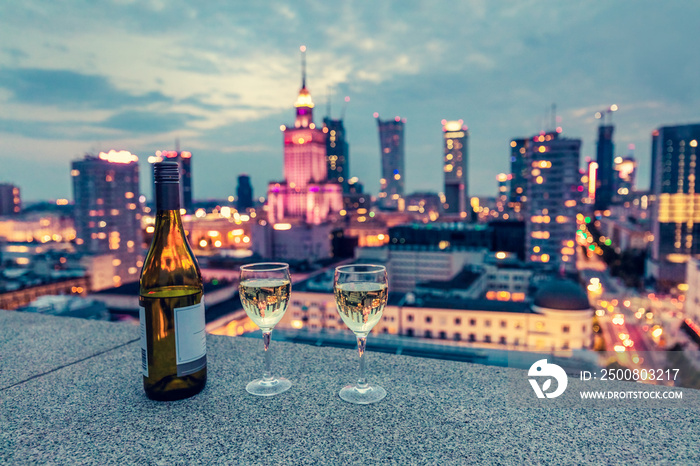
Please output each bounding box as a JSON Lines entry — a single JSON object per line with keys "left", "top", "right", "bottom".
{"left": 0, "top": 310, "right": 138, "bottom": 390}
{"left": 1, "top": 311, "right": 698, "bottom": 464}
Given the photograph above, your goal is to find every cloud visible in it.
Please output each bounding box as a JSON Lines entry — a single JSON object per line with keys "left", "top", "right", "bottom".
{"left": 178, "top": 95, "right": 228, "bottom": 112}
{"left": 98, "top": 110, "right": 203, "bottom": 133}
{"left": 0, "top": 109, "right": 204, "bottom": 140}
{"left": 1, "top": 47, "right": 28, "bottom": 60}
{"left": 0, "top": 117, "right": 114, "bottom": 141}
{"left": 0, "top": 68, "right": 172, "bottom": 109}
{"left": 0, "top": 0, "right": 699, "bottom": 201}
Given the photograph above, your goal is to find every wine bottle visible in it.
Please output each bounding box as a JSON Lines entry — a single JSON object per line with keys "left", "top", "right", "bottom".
{"left": 139, "top": 161, "right": 207, "bottom": 401}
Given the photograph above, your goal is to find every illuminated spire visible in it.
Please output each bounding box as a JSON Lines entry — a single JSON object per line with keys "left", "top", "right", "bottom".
{"left": 294, "top": 45, "right": 314, "bottom": 109}
{"left": 301, "top": 44, "right": 306, "bottom": 89}
{"left": 294, "top": 45, "right": 314, "bottom": 128}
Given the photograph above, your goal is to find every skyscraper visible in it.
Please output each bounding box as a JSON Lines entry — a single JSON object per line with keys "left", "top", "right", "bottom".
{"left": 323, "top": 117, "right": 349, "bottom": 193}
{"left": 496, "top": 173, "right": 509, "bottom": 214}
{"left": 266, "top": 48, "right": 342, "bottom": 224}
{"left": 71, "top": 150, "right": 143, "bottom": 287}
{"left": 442, "top": 120, "right": 469, "bottom": 216}
{"left": 509, "top": 138, "right": 529, "bottom": 203}
{"left": 613, "top": 155, "right": 637, "bottom": 202}
{"left": 0, "top": 183, "right": 21, "bottom": 215}
{"left": 649, "top": 123, "right": 700, "bottom": 284}
{"left": 376, "top": 115, "right": 405, "bottom": 210}
{"left": 525, "top": 131, "right": 582, "bottom": 272}
{"left": 594, "top": 124, "right": 615, "bottom": 211}
{"left": 148, "top": 149, "right": 193, "bottom": 212}
{"left": 236, "top": 174, "right": 254, "bottom": 211}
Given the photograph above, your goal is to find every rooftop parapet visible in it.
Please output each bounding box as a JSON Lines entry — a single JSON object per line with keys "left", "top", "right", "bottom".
{"left": 1, "top": 310, "right": 697, "bottom": 464}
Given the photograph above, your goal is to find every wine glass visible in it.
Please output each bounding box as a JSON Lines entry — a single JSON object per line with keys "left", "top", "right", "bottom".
{"left": 334, "top": 264, "right": 388, "bottom": 404}
{"left": 239, "top": 262, "right": 292, "bottom": 396}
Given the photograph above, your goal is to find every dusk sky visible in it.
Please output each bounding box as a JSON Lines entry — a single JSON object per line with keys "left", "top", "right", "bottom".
{"left": 1, "top": 1, "right": 699, "bottom": 203}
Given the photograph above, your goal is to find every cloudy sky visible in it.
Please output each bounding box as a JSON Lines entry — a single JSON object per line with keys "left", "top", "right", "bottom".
{"left": 1, "top": 1, "right": 698, "bottom": 203}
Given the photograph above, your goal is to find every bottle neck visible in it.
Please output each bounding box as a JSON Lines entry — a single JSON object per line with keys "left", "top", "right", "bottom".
{"left": 156, "top": 182, "right": 180, "bottom": 211}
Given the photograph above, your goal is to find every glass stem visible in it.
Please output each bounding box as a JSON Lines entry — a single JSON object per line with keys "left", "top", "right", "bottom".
{"left": 357, "top": 336, "right": 369, "bottom": 389}
{"left": 262, "top": 330, "right": 273, "bottom": 382}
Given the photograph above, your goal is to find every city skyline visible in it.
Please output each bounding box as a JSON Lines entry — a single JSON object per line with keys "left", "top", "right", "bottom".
{"left": 1, "top": 1, "right": 699, "bottom": 202}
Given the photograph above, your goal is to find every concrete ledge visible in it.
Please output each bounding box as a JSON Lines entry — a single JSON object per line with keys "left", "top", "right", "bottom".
{"left": 1, "top": 312, "right": 698, "bottom": 464}
{"left": 0, "top": 310, "right": 138, "bottom": 390}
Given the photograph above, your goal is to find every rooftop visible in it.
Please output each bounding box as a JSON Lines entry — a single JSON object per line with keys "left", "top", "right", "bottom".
{"left": 92, "top": 279, "right": 234, "bottom": 296}
{"left": 534, "top": 279, "right": 591, "bottom": 311}
{"left": 417, "top": 268, "right": 482, "bottom": 291}
{"left": 1, "top": 310, "right": 697, "bottom": 464}
{"left": 403, "top": 295, "right": 533, "bottom": 313}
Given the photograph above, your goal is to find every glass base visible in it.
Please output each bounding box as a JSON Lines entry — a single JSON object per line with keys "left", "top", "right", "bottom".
{"left": 339, "top": 384, "right": 386, "bottom": 404}
{"left": 246, "top": 377, "right": 291, "bottom": 396}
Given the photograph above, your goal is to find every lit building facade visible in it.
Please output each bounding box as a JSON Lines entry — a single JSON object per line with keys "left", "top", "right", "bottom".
{"left": 398, "top": 279, "right": 592, "bottom": 350}
{"left": 323, "top": 117, "right": 349, "bottom": 193}
{"left": 685, "top": 257, "right": 700, "bottom": 329}
{"left": 71, "top": 151, "right": 143, "bottom": 287}
{"left": 509, "top": 138, "right": 529, "bottom": 208}
{"left": 648, "top": 124, "right": 700, "bottom": 284}
{"left": 496, "top": 173, "right": 509, "bottom": 214}
{"left": 525, "top": 131, "right": 582, "bottom": 272}
{"left": 613, "top": 155, "right": 637, "bottom": 202}
{"left": 595, "top": 124, "right": 615, "bottom": 211}
{"left": 403, "top": 192, "right": 442, "bottom": 221}
{"left": 237, "top": 174, "right": 254, "bottom": 211}
{"left": 586, "top": 160, "right": 598, "bottom": 204}
{"left": 376, "top": 115, "right": 405, "bottom": 210}
{"left": 250, "top": 220, "right": 333, "bottom": 263}
{"left": 148, "top": 149, "right": 193, "bottom": 212}
{"left": 0, "top": 183, "right": 21, "bottom": 216}
{"left": 442, "top": 120, "right": 469, "bottom": 216}
{"left": 277, "top": 276, "right": 592, "bottom": 352}
{"left": 267, "top": 52, "right": 343, "bottom": 225}
{"left": 0, "top": 214, "right": 75, "bottom": 243}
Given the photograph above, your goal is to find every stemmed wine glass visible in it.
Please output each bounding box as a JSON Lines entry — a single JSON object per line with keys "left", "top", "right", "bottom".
{"left": 239, "top": 262, "right": 292, "bottom": 396}
{"left": 334, "top": 264, "right": 388, "bottom": 404}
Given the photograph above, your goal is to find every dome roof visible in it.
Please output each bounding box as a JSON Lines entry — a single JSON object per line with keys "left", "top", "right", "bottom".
{"left": 534, "top": 279, "right": 590, "bottom": 311}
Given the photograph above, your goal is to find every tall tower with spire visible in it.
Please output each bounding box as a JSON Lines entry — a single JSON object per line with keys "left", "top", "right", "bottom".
{"left": 267, "top": 46, "right": 343, "bottom": 225}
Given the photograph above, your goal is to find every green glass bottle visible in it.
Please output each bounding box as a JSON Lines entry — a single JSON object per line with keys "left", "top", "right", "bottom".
{"left": 139, "top": 161, "right": 207, "bottom": 401}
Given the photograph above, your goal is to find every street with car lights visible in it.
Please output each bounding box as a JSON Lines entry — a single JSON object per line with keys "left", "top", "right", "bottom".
{"left": 577, "top": 232, "right": 693, "bottom": 385}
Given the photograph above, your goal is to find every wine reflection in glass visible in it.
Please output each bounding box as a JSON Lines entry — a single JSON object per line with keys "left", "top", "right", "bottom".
{"left": 334, "top": 264, "right": 388, "bottom": 404}
{"left": 239, "top": 262, "right": 292, "bottom": 396}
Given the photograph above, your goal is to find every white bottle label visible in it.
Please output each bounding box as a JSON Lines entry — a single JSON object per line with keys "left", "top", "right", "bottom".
{"left": 174, "top": 300, "right": 207, "bottom": 376}
{"left": 139, "top": 306, "right": 148, "bottom": 377}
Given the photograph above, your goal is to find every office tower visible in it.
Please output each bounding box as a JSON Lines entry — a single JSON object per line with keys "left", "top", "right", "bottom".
{"left": 71, "top": 150, "right": 143, "bottom": 287}
{"left": 236, "top": 174, "right": 254, "bottom": 211}
{"left": 595, "top": 124, "right": 615, "bottom": 211}
{"left": 525, "top": 131, "right": 582, "bottom": 272}
{"left": 649, "top": 123, "right": 700, "bottom": 284}
{"left": 148, "top": 149, "right": 193, "bottom": 212}
{"left": 266, "top": 48, "right": 342, "bottom": 224}
{"left": 323, "top": 117, "right": 349, "bottom": 192}
{"left": 376, "top": 115, "right": 405, "bottom": 210}
{"left": 509, "top": 138, "right": 529, "bottom": 203}
{"left": 180, "top": 150, "right": 193, "bottom": 212}
{"left": 496, "top": 174, "right": 509, "bottom": 214}
{"left": 613, "top": 154, "right": 637, "bottom": 202}
{"left": 0, "top": 183, "right": 21, "bottom": 215}
{"left": 442, "top": 120, "right": 469, "bottom": 216}
{"left": 586, "top": 159, "right": 598, "bottom": 204}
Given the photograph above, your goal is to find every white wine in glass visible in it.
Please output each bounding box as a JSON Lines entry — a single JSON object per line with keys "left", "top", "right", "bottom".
{"left": 239, "top": 263, "right": 292, "bottom": 396}
{"left": 334, "top": 264, "right": 388, "bottom": 404}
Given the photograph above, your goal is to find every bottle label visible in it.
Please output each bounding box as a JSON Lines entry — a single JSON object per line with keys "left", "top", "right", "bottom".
{"left": 139, "top": 306, "right": 148, "bottom": 377}
{"left": 174, "top": 300, "right": 207, "bottom": 376}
